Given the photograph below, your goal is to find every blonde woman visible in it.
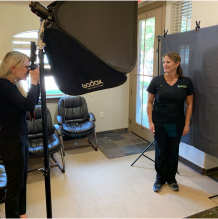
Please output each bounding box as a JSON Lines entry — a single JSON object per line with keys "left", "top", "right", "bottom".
{"left": 147, "top": 52, "right": 194, "bottom": 193}
{"left": 0, "top": 51, "right": 40, "bottom": 218}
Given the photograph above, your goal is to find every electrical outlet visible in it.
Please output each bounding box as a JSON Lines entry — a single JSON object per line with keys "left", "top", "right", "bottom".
{"left": 100, "top": 112, "right": 103, "bottom": 118}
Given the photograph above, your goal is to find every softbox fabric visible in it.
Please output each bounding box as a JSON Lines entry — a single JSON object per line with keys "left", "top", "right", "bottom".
{"left": 44, "top": 1, "right": 137, "bottom": 95}
{"left": 161, "top": 25, "right": 218, "bottom": 158}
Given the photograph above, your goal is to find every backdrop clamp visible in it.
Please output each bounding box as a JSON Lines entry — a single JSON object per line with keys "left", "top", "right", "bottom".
{"left": 196, "top": 21, "right": 200, "bottom": 32}
{"left": 163, "top": 30, "right": 168, "bottom": 39}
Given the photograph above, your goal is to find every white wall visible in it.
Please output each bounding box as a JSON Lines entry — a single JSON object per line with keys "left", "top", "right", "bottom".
{"left": 191, "top": 1, "right": 218, "bottom": 29}
{"left": 0, "top": 1, "right": 129, "bottom": 132}
{"left": 165, "top": 1, "right": 218, "bottom": 169}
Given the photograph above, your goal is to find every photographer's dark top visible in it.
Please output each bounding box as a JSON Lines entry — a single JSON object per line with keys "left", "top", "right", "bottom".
{"left": 147, "top": 74, "right": 194, "bottom": 126}
{"left": 0, "top": 78, "right": 40, "bottom": 138}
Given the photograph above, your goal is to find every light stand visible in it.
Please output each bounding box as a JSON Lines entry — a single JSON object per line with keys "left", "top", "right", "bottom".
{"left": 29, "top": 2, "right": 53, "bottom": 216}
{"left": 209, "top": 194, "right": 218, "bottom": 199}
{"left": 37, "top": 20, "right": 53, "bottom": 218}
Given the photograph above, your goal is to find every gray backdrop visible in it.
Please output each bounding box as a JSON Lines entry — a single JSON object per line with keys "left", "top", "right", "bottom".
{"left": 161, "top": 25, "right": 218, "bottom": 158}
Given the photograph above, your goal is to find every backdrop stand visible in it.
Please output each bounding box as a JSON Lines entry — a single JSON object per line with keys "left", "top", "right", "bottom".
{"left": 131, "top": 141, "right": 155, "bottom": 166}
{"left": 209, "top": 194, "right": 218, "bottom": 199}
{"left": 131, "top": 35, "right": 161, "bottom": 167}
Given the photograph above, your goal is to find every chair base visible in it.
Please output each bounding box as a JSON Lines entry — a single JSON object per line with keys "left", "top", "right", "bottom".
{"left": 88, "top": 132, "right": 98, "bottom": 151}
{"left": 28, "top": 153, "right": 65, "bottom": 173}
{"left": 63, "top": 131, "right": 98, "bottom": 153}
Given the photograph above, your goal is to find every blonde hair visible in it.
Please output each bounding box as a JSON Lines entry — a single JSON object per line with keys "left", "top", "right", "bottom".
{"left": 163, "top": 51, "right": 183, "bottom": 78}
{"left": 0, "top": 51, "right": 29, "bottom": 97}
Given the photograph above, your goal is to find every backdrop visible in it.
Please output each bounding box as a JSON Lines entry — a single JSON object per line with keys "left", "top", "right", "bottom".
{"left": 161, "top": 25, "right": 218, "bottom": 158}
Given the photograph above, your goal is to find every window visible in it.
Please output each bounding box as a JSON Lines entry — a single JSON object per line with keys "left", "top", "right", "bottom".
{"left": 136, "top": 17, "right": 155, "bottom": 128}
{"left": 12, "top": 30, "right": 63, "bottom": 96}
{"left": 172, "top": 1, "right": 192, "bottom": 34}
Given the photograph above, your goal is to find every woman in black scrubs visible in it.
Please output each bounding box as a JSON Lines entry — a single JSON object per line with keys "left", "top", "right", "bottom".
{"left": 147, "top": 51, "right": 194, "bottom": 192}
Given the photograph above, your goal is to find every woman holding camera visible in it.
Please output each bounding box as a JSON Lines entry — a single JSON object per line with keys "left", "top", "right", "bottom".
{"left": 147, "top": 51, "right": 194, "bottom": 193}
{"left": 0, "top": 51, "right": 40, "bottom": 218}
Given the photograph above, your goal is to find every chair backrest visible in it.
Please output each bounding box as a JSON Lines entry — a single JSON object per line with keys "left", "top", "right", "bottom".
{"left": 26, "top": 105, "right": 54, "bottom": 139}
{"left": 58, "top": 96, "right": 89, "bottom": 123}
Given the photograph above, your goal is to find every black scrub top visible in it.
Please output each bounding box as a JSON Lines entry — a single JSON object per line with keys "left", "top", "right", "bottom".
{"left": 147, "top": 74, "right": 194, "bottom": 127}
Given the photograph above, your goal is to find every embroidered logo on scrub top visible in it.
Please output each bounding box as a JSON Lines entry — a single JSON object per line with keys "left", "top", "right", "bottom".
{"left": 160, "top": 85, "right": 163, "bottom": 87}
{"left": 177, "top": 85, "right": 187, "bottom": 88}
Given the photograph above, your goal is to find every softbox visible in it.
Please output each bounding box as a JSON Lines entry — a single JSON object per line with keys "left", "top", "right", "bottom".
{"left": 43, "top": 1, "right": 137, "bottom": 95}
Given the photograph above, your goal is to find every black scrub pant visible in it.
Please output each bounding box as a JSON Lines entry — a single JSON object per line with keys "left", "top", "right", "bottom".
{"left": 0, "top": 135, "right": 29, "bottom": 218}
{"left": 154, "top": 124, "right": 184, "bottom": 184}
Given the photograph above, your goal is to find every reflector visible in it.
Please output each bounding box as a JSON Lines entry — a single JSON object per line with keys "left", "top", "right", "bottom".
{"left": 43, "top": 1, "right": 138, "bottom": 95}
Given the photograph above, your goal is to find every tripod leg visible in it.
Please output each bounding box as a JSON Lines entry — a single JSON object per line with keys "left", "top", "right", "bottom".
{"left": 131, "top": 141, "right": 155, "bottom": 166}
{"left": 209, "top": 194, "right": 218, "bottom": 199}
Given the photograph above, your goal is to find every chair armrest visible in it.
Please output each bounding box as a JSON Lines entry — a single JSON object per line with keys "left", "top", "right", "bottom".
{"left": 89, "top": 113, "right": 96, "bottom": 122}
{"left": 57, "top": 115, "right": 63, "bottom": 125}
{"left": 53, "top": 124, "right": 62, "bottom": 136}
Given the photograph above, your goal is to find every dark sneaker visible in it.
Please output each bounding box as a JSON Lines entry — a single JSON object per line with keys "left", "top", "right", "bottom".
{"left": 169, "top": 183, "right": 179, "bottom": 191}
{"left": 153, "top": 182, "right": 162, "bottom": 192}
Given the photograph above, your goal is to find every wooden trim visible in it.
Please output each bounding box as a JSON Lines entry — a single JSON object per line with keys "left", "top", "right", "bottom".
{"left": 129, "top": 2, "right": 166, "bottom": 135}
{"left": 46, "top": 97, "right": 62, "bottom": 103}
{"left": 138, "top": 1, "right": 166, "bottom": 16}
{"left": 138, "top": 1, "right": 166, "bottom": 40}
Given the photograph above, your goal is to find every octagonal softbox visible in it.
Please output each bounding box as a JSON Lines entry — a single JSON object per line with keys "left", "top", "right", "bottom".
{"left": 43, "top": 1, "right": 137, "bottom": 95}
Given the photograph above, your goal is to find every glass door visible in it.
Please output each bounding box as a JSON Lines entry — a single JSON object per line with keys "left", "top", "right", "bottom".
{"left": 136, "top": 17, "right": 155, "bottom": 129}
{"left": 129, "top": 6, "right": 164, "bottom": 142}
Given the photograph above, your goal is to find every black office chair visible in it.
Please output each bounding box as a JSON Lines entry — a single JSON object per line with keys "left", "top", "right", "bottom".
{"left": 57, "top": 96, "right": 98, "bottom": 152}
{"left": 26, "top": 105, "right": 65, "bottom": 173}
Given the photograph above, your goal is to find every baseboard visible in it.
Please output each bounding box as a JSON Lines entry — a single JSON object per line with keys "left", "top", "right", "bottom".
{"left": 96, "top": 128, "right": 128, "bottom": 136}
{"left": 179, "top": 156, "right": 218, "bottom": 175}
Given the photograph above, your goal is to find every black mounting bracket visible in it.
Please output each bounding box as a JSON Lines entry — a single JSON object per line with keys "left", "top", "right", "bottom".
{"left": 196, "top": 21, "right": 200, "bottom": 32}
{"left": 39, "top": 167, "right": 51, "bottom": 176}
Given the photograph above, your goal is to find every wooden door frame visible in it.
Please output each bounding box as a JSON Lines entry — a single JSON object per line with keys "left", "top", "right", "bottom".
{"left": 128, "top": 1, "right": 166, "bottom": 135}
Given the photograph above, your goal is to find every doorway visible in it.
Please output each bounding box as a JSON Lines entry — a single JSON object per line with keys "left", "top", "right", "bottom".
{"left": 129, "top": 3, "right": 165, "bottom": 142}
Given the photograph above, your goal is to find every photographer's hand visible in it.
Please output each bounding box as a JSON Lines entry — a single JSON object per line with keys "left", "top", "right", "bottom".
{"left": 30, "top": 67, "right": 39, "bottom": 85}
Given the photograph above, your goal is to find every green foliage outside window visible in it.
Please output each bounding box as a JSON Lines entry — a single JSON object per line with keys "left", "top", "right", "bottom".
{"left": 46, "top": 90, "right": 63, "bottom": 95}
{"left": 140, "top": 18, "right": 155, "bottom": 56}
